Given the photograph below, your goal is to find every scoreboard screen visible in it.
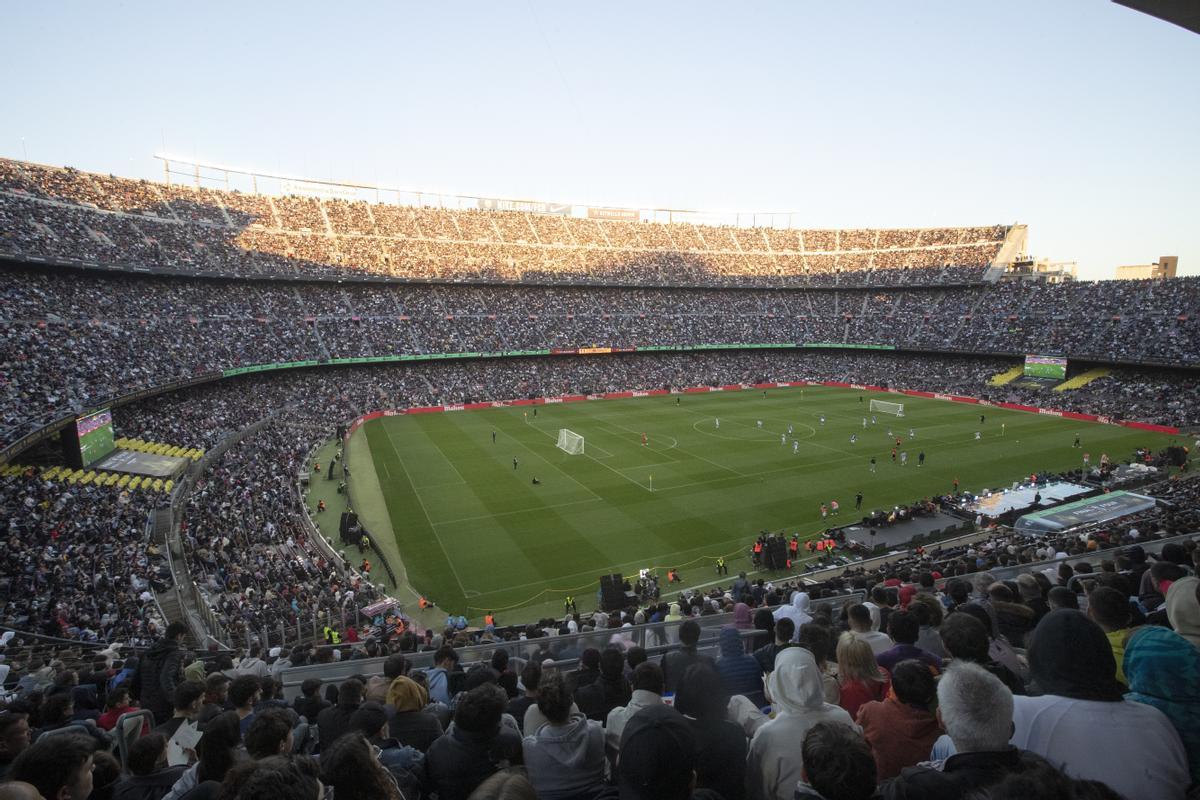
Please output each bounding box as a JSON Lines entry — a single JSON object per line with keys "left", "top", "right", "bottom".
{"left": 1024, "top": 355, "right": 1068, "bottom": 381}
{"left": 74, "top": 409, "right": 116, "bottom": 467}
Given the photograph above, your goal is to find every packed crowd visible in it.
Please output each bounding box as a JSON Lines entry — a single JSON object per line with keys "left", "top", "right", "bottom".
{"left": 0, "top": 157, "right": 1007, "bottom": 287}
{"left": 1, "top": 504, "right": 1197, "bottom": 800}
{"left": 182, "top": 417, "right": 384, "bottom": 648}
{"left": 0, "top": 472, "right": 170, "bottom": 643}
{"left": 3, "top": 265, "right": 1199, "bottom": 451}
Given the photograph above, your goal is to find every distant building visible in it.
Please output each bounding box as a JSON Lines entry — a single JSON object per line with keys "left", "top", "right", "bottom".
{"left": 1003, "top": 256, "right": 1077, "bottom": 284}
{"left": 1116, "top": 257, "right": 1177, "bottom": 280}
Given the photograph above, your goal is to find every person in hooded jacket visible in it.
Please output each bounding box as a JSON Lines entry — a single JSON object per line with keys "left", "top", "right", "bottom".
{"left": 747, "top": 646, "right": 858, "bottom": 800}
{"left": 132, "top": 623, "right": 188, "bottom": 724}
{"left": 715, "top": 625, "right": 764, "bottom": 706}
{"left": 387, "top": 675, "right": 443, "bottom": 752}
{"left": 773, "top": 591, "right": 814, "bottom": 641}
{"left": 675, "top": 662, "right": 748, "bottom": 800}
{"left": 1009, "top": 609, "right": 1188, "bottom": 800}
{"left": 1123, "top": 624, "right": 1200, "bottom": 787}
{"left": 424, "top": 684, "right": 522, "bottom": 800}
{"left": 1166, "top": 576, "right": 1200, "bottom": 648}
{"left": 521, "top": 670, "right": 605, "bottom": 800}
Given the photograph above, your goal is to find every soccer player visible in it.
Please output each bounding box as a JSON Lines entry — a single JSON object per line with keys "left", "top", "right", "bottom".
{"left": 513, "top": 457, "right": 519, "bottom": 470}
{"left": 820, "top": 503, "right": 827, "bottom": 518}
{"left": 830, "top": 499, "right": 840, "bottom": 515}
{"left": 787, "top": 424, "right": 793, "bottom": 434}
{"left": 908, "top": 428, "right": 915, "bottom": 438}
{"left": 855, "top": 491, "right": 863, "bottom": 510}
{"left": 792, "top": 440, "right": 799, "bottom": 454}
{"left": 871, "top": 415, "right": 877, "bottom": 424}
{"left": 819, "top": 415, "right": 825, "bottom": 426}
{"left": 1001, "top": 423, "right": 1005, "bottom": 436}
{"left": 953, "top": 477, "right": 959, "bottom": 492}
{"left": 891, "top": 447, "right": 897, "bottom": 462}
{"left": 862, "top": 417, "right": 867, "bottom": 428}
{"left": 869, "top": 457, "right": 877, "bottom": 473}
{"left": 1083, "top": 452, "right": 1090, "bottom": 468}
{"left": 1073, "top": 434, "right": 1081, "bottom": 448}
{"left": 781, "top": 433, "right": 787, "bottom": 446}
{"left": 918, "top": 451, "right": 925, "bottom": 467}
{"left": 980, "top": 414, "right": 985, "bottom": 425}
{"left": 974, "top": 431, "right": 982, "bottom": 440}
{"left": 641, "top": 432, "right": 648, "bottom": 447}
{"left": 715, "top": 418, "right": 720, "bottom": 429}
{"left": 524, "top": 411, "right": 528, "bottom": 422}
{"left": 757, "top": 420, "right": 763, "bottom": 428}
{"left": 676, "top": 396, "right": 681, "bottom": 405}
{"left": 850, "top": 434, "right": 857, "bottom": 445}
{"left": 492, "top": 430, "right": 496, "bottom": 444}
{"left": 900, "top": 451, "right": 908, "bottom": 467}
{"left": 887, "top": 429, "right": 893, "bottom": 438}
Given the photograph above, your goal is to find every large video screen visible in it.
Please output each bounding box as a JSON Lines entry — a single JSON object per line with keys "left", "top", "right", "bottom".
{"left": 1024, "top": 354, "right": 1068, "bottom": 381}
{"left": 75, "top": 409, "right": 115, "bottom": 466}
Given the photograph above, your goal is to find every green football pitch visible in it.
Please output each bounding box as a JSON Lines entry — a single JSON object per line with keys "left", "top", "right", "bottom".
{"left": 342, "top": 386, "right": 1178, "bottom": 616}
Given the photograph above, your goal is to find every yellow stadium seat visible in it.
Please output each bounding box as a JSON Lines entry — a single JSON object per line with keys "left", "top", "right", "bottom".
{"left": 151, "top": 479, "right": 163, "bottom": 492}
{"left": 117, "top": 475, "right": 131, "bottom": 488}
{"left": 164, "top": 479, "right": 174, "bottom": 492}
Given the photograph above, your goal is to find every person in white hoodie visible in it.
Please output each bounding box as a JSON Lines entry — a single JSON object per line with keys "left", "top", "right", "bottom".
{"left": 773, "top": 591, "right": 814, "bottom": 642}
{"left": 747, "top": 646, "right": 858, "bottom": 800}
{"left": 522, "top": 670, "right": 606, "bottom": 800}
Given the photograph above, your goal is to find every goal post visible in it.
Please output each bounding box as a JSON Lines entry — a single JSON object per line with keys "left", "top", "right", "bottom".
{"left": 869, "top": 399, "right": 905, "bottom": 417}
{"left": 556, "top": 429, "right": 585, "bottom": 455}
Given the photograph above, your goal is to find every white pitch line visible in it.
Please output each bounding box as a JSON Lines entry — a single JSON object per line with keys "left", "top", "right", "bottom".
{"left": 433, "top": 496, "right": 603, "bottom": 526}
{"left": 383, "top": 425, "right": 472, "bottom": 598}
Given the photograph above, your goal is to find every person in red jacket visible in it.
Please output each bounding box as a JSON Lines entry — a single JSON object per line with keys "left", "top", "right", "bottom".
{"left": 856, "top": 660, "right": 942, "bottom": 781}
{"left": 96, "top": 687, "right": 149, "bottom": 735}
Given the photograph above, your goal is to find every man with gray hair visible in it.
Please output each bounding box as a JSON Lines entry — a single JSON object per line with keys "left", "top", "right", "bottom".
{"left": 876, "top": 662, "right": 1049, "bottom": 799}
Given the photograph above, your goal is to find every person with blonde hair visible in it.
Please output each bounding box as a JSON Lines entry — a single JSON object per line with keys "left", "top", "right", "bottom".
{"left": 836, "top": 632, "right": 890, "bottom": 719}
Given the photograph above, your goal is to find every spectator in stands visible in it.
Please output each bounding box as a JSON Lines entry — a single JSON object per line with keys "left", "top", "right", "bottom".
{"left": 96, "top": 687, "right": 143, "bottom": 733}
{"left": 237, "top": 645, "right": 269, "bottom": 680}
{"left": 1086, "top": 586, "right": 1134, "bottom": 685}
{"left": 795, "top": 722, "right": 877, "bottom": 800}
{"left": 1016, "top": 574, "right": 1050, "bottom": 626}
{"left": 1123, "top": 625, "right": 1200, "bottom": 786}
{"left": 347, "top": 703, "right": 424, "bottom": 794}
{"left": 1167, "top": 576, "right": 1200, "bottom": 648}
{"left": 1012, "top": 609, "right": 1189, "bottom": 799}
{"left": 605, "top": 661, "right": 664, "bottom": 770}
{"left": 715, "top": 625, "right": 763, "bottom": 705}
{"left": 37, "top": 692, "right": 110, "bottom": 750}
{"left": 574, "top": 647, "right": 631, "bottom": 722}
{"left": 938, "top": 612, "right": 1025, "bottom": 695}
{"left": 951, "top": 604, "right": 1026, "bottom": 682}
{"left": 424, "top": 684, "right": 522, "bottom": 800}
{"left": 876, "top": 611, "right": 942, "bottom": 674}
{"left": 220, "top": 755, "right": 322, "bottom": 800}
{"left": 616, "top": 704, "right": 717, "bottom": 800}
{"left": 365, "top": 654, "right": 409, "bottom": 705}
{"left": 134, "top": 622, "right": 188, "bottom": 724}
{"left": 521, "top": 670, "right": 605, "bottom": 800}
{"left": 835, "top": 632, "right": 890, "bottom": 719}
{"left": 6, "top": 733, "right": 95, "bottom": 800}
{"left": 316, "top": 678, "right": 363, "bottom": 748}
{"left": 228, "top": 675, "right": 262, "bottom": 736}
{"left": 0, "top": 712, "right": 33, "bottom": 781}
{"left": 154, "top": 680, "right": 205, "bottom": 740}
{"left": 1046, "top": 586, "right": 1078, "bottom": 611}
{"left": 878, "top": 662, "right": 1043, "bottom": 800}
{"left": 506, "top": 662, "right": 540, "bottom": 734}
{"left": 856, "top": 659, "right": 942, "bottom": 780}
{"left": 773, "top": 591, "right": 814, "bottom": 640}
{"left": 464, "top": 771, "right": 538, "bottom": 800}
{"left": 752, "top": 616, "right": 794, "bottom": 674}
{"left": 291, "top": 678, "right": 328, "bottom": 722}
{"left": 846, "top": 604, "right": 892, "bottom": 656}
{"left": 111, "top": 733, "right": 186, "bottom": 800}
{"left": 197, "top": 674, "right": 231, "bottom": 727}
{"left": 674, "top": 662, "right": 748, "bottom": 800}
{"left": 747, "top": 646, "right": 857, "bottom": 800}
{"left": 988, "top": 583, "right": 1036, "bottom": 649}
{"left": 243, "top": 709, "right": 293, "bottom": 760}
{"left": 319, "top": 733, "right": 405, "bottom": 800}
{"left": 386, "top": 675, "right": 443, "bottom": 752}
{"left": 908, "top": 594, "right": 948, "bottom": 660}
{"left": 427, "top": 646, "right": 459, "bottom": 706}
{"left": 161, "top": 710, "right": 242, "bottom": 800}
{"left": 661, "top": 620, "right": 714, "bottom": 693}
{"left": 797, "top": 623, "right": 840, "bottom": 705}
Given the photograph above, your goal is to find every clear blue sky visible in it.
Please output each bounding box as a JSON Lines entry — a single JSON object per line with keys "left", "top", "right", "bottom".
{"left": 3, "top": 1, "right": 1197, "bottom": 280}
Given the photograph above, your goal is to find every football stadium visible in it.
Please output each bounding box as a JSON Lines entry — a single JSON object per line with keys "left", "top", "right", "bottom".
{"left": 1, "top": 4, "right": 1198, "bottom": 799}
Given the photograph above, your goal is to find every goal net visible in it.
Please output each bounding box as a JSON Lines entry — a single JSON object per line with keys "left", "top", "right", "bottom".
{"left": 556, "top": 429, "right": 585, "bottom": 455}
{"left": 869, "top": 399, "right": 905, "bottom": 417}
